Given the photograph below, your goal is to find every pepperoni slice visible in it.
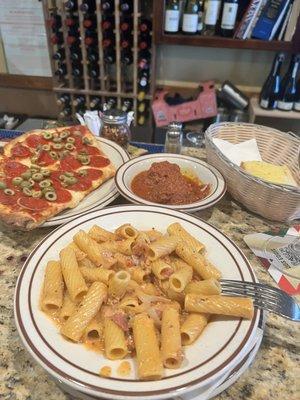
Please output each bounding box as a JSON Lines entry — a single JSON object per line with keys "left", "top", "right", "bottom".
{"left": 17, "top": 197, "right": 48, "bottom": 211}
{"left": 37, "top": 150, "right": 56, "bottom": 166}
{"left": 68, "top": 179, "right": 92, "bottom": 191}
{"left": 61, "top": 155, "right": 81, "bottom": 171}
{"left": 84, "top": 168, "right": 103, "bottom": 181}
{"left": 25, "top": 134, "right": 47, "bottom": 148}
{"left": 83, "top": 145, "right": 101, "bottom": 156}
{"left": 4, "top": 161, "right": 28, "bottom": 177}
{"left": 54, "top": 188, "right": 72, "bottom": 203}
{"left": 0, "top": 191, "right": 18, "bottom": 206}
{"left": 11, "top": 144, "right": 31, "bottom": 158}
{"left": 89, "top": 156, "right": 110, "bottom": 168}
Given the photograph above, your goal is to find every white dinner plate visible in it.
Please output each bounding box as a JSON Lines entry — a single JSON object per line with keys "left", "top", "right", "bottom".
{"left": 14, "top": 205, "right": 261, "bottom": 400}
{"left": 115, "top": 154, "right": 226, "bottom": 212}
{"left": 42, "top": 138, "right": 129, "bottom": 226}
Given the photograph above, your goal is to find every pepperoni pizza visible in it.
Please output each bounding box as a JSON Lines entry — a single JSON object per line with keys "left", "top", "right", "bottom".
{"left": 0, "top": 125, "right": 115, "bottom": 230}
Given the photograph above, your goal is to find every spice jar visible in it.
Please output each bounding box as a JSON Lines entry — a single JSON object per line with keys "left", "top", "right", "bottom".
{"left": 164, "top": 122, "right": 183, "bottom": 154}
{"left": 100, "top": 109, "right": 131, "bottom": 147}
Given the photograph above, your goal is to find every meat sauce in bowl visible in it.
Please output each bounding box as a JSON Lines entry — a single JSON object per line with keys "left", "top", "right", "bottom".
{"left": 131, "top": 161, "right": 210, "bottom": 205}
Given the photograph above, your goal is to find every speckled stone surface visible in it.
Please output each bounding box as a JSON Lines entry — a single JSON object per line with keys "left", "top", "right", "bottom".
{"left": 0, "top": 195, "right": 299, "bottom": 400}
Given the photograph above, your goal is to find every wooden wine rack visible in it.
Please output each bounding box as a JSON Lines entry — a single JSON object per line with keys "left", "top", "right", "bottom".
{"left": 42, "top": 0, "right": 155, "bottom": 128}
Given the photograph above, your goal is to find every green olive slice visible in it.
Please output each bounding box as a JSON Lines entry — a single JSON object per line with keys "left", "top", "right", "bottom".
{"left": 30, "top": 156, "right": 38, "bottom": 164}
{"left": 53, "top": 136, "right": 62, "bottom": 143}
{"left": 42, "top": 131, "right": 53, "bottom": 140}
{"left": 66, "top": 176, "right": 78, "bottom": 185}
{"left": 4, "top": 188, "right": 15, "bottom": 196}
{"left": 78, "top": 169, "right": 88, "bottom": 177}
{"left": 64, "top": 171, "right": 74, "bottom": 177}
{"left": 28, "top": 178, "right": 35, "bottom": 187}
{"left": 12, "top": 177, "right": 23, "bottom": 186}
{"left": 41, "top": 186, "right": 54, "bottom": 194}
{"left": 21, "top": 171, "right": 32, "bottom": 180}
{"left": 50, "top": 151, "right": 58, "bottom": 159}
{"left": 59, "top": 130, "right": 70, "bottom": 139}
{"left": 20, "top": 181, "right": 31, "bottom": 188}
{"left": 32, "top": 190, "right": 42, "bottom": 198}
{"left": 0, "top": 181, "right": 7, "bottom": 189}
{"left": 42, "top": 144, "right": 51, "bottom": 151}
{"left": 22, "top": 187, "right": 32, "bottom": 196}
{"left": 65, "top": 143, "right": 75, "bottom": 151}
{"left": 81, "top": 156, "right": 90, "bottom": 165}
{"left": 45, "top": 191, "right": 57, "bottom": 201}
{"left": 39, "top": 179, "right": 52, "bottom": 188}
{"left": 66, "top": 137, "right": 75, "bottom": 143}
{"left": 41, "top": 169, "right": 51, "bottom": 177}
{"left": 59, "top": 174, "right": 67, "bottom": 181}
{"left": 32, "top": 172, "right": 44, "bottom": 182}
{"left": 53, "top": 143, "right": 63, "bottom": 150}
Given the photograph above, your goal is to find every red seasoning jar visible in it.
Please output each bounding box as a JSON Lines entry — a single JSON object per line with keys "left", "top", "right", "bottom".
{"left": 100, "top": 110, "right": 131, "bottom": 148}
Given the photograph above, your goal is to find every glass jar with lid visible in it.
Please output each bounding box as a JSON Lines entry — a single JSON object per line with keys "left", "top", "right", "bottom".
{"left": 100, "top": 109, "right": 131, "bottom": 147}
{"left": 164, "top": 122, "right": 183, "bottom": 154}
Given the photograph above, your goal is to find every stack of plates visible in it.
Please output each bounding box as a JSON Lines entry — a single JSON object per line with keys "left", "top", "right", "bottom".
{"left": 14, "top": 205, "right": 264, "bottom": 400}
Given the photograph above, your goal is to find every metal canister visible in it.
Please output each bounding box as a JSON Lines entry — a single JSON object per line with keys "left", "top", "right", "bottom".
{"left": 164, "top": 122, "right": 183, "bottom": 154}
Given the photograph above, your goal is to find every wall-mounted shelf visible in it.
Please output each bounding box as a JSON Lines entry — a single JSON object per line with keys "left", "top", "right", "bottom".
{"left": 153, "top": 2, "right": 300, "bottom": 53}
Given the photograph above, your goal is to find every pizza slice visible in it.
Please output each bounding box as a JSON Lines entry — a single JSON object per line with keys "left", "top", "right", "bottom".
{"left": 0, "top": 126, "right": 115, "bottom": 230}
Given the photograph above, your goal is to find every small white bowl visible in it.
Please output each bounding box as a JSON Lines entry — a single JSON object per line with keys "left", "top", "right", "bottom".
{"left": 115, "top": 153, "right": 226, "bottom": 212}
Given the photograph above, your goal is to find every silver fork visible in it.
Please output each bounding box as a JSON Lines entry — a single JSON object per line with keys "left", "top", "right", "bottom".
{"left": 220, "top": 279, "right": 300, "bottom": 321}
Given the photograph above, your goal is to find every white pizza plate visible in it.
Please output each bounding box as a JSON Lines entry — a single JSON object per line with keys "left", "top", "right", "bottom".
{"left": 14, "top": 205, "right": 261, "bottom": 400}
{"left": 41, "top": 137, "right": 129, "bottom": 226}
{"left": 115, "top": 154, "right": 226, "bottom": 212}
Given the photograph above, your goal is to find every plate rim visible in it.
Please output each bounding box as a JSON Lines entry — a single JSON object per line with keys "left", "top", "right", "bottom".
{"left": 14, "top": 204, "right": 260, "bottom": 399}
{"left": 114, "top": 153, "right": 227, "bottom": 212}
{"left": 42, "top": 137, "right": 129, "bottom": 226}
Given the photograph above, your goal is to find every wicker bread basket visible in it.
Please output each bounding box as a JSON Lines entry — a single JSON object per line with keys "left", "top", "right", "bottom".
{"left": 205, "top": 123, "right": 300, "bottom": 222}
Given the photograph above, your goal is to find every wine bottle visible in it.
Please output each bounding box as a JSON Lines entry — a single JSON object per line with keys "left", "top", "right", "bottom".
{"left": 138, "top": 50, "right": 151, "bottom": 69}
{"left": 121, "top": 36, "right": 133, "bottom": 50}
{"left": 102, "top": 16, "right": 115, "bottom": 31}
{"left": 101, "top": 0, "right": 114, "bottom": 12}
{"left": 164, "top": 0, "right": 180, "bottom": 33}
{"left": 88, "top": 63, "right": 100, "bottom": 79}
{"left": 120, "top": 18, "right": 132, "bottom": 33}
{"left": 277, "top": 54, "right": 300, "bottom": 111}
{"left": 51, "top": 32, "right": 64, "bottom": 45}
{"left": 102, "top": 36, "right": 115, "bottom": 49}
{"left": 140, "top": 19, "right": 152, "bottom": 33}
{"left": 67, "top": 34, "right": 80, "bottom": 46}
{"left": 89, "top": 97, "right": 101, "bottom": 109}
{"left": 220, "top": 0, "right": 239, "bottom": 37}
{"left": 120, "top": 0, "right": 133, "bottom": 14}
{"left": 203, "top": 0, "right": 221, "bottom": 36}
{"left": 72, "top": 96, "right": 85, "bottom": 107}
{"left": 104, "top": 49, "right": 116, "bottom": 64}
{"left": 65, "top": 16, "right": 78, "bottom": 27}
{"left": 122, "top": 100, "right": 132, "bottom": 112}
{"left": 80, "top": 0, "right": 96, "bottom": 13}
{"left": 72, "top": 63, "right": 83, "bottom": 77}
{"left": 71, "top": 47, "right": 82, "bottom": 61}
{"left": 259, "top": 53, "right": 285, "bottom": 109}
{"left": 85, "top": 31, "right": 98, "bottom": 46}
{"left": 137, "top": 102, "right": 146, "bottom": 113}
{"left": 197, "top": 1, "right": 204, "bottom": 34}
{"left": 137, "top": 90, "right": 146, "bottom": 101}
{"left": 59, "top": 107, "right": 72, "bottom": 119}
{"left": 137, "top": 114, "right": 146, "bottom": 125}
{"left": 55, "top": 64, "right": 67, "bottom": 76}
{"left": 138, "top": 71, "right": 149, "bottom": 90}
{"left": 182, "top": 0, "right": 199, "bottom": 34}
{"left": 139, "top": 34, "right": 152, "bottom": 50}
{"left": 56, "top": 94, "right": 70, "bottom": 106}
{"left": 53, "top": 48, "right": 66, "bottom": 61}
{"left": 64, "top": 0, "right": 78, "bottom": 11}
{"left": 121, "top": 50, "right": 133, "bottom": 65}
{"left": 48, "top": 14, "right": 62, "bottom": 29}
{"left": 83, "top": 15, "right": 97, "bottom": 29}
{"left": 293, "top": 78, "right": 300, "bottom": 112}
{"left": 87, "top": 48, "right": 99, "bottom": 62}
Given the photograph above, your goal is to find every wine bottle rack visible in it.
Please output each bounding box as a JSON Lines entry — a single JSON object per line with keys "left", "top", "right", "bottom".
{"left": 42, "top": 0, "right": 155, "bottom": 127}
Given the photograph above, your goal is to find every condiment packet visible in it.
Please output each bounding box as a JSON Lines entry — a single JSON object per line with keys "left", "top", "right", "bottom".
{"left": 76, "top": 111, "right": 102, "bottom": 136}
{"left": 244, "top": 225, "right": 300, "bottom": 298}
{"left": 212, "top": 138, "right": 262, "bottom": 166}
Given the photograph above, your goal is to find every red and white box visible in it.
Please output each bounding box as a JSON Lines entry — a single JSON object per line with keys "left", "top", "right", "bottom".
{"left": 151, "top": 81, "right": 217, "bottom": 127}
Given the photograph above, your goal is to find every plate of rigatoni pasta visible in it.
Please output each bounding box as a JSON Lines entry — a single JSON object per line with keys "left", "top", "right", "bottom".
{"left": 14, "top": 205, "right": 261, "bottom": 400}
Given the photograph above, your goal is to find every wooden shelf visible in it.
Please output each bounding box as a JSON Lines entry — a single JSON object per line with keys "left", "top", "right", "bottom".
{"left": 0, "top": 74, "right": 53, "bottom": 90}
{"left": 249, "top": 97, "right": 300, "bottom": 122}
{"left": 158, "top": 34, "right": 294, "bottom": 52}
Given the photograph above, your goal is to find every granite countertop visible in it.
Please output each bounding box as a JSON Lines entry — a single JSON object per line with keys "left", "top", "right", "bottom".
{"left": 0, "top": 195, "right": 299, "bottom": 400}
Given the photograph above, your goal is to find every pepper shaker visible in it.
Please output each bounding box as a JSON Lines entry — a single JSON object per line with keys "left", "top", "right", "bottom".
{"left": 164, "top": 122, "right": 183, "bottom": 154}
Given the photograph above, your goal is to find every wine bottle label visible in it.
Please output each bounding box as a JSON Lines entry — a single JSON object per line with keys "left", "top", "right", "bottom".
{"left": 260, "top": 99, "right": 269, "bottom": 108}
{"left": 164, "top": 10, "right": 180, "bottom": 32}
{"left": 294, "top": 102, "right": 300, "bottom": 111}
{"left": 205, "top": 1, "right": 221, "bottom": 25}
{"left": 182, "top": 14, "right": 198, "bottom": 33}
{"left": 277, "top": 101, "right": 293, "bottom": 110}
{"left": 221, "top": 3, "right": 238, "bottom": 29}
